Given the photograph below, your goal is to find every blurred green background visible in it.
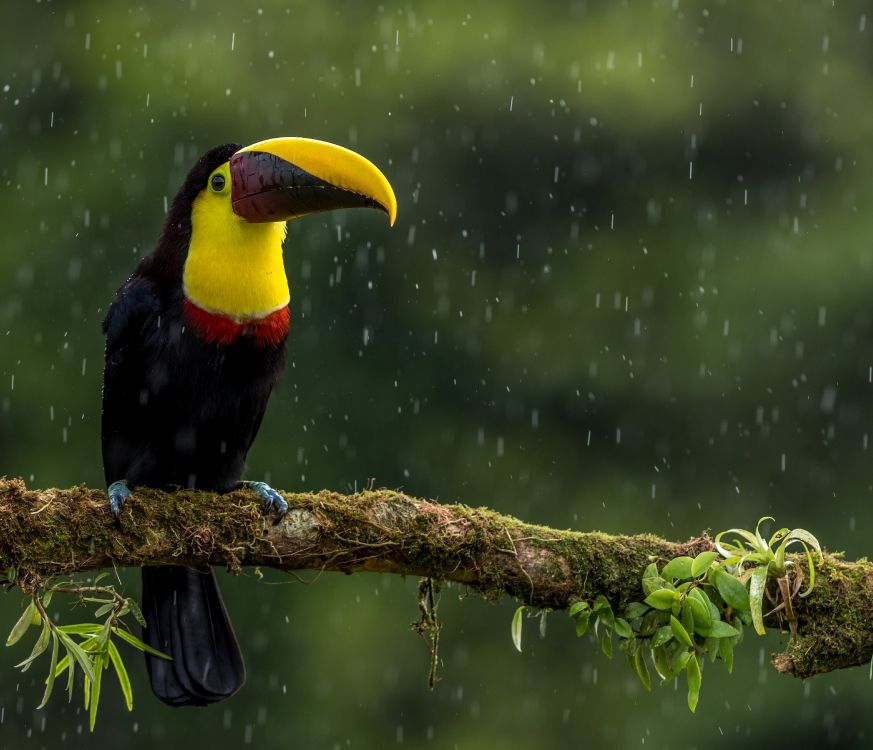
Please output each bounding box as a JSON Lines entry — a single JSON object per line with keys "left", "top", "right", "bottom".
{"left": 2, "top": 0, "right": 873, "bottom": 747}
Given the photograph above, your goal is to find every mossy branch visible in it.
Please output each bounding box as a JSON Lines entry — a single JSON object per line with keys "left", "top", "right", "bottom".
{"left": 0, "top": 477, "right": 870, "bottom": 680}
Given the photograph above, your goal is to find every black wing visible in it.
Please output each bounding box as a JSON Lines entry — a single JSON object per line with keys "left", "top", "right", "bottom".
{"left": 101, "top": 275, "right": 160, "bottom": 486}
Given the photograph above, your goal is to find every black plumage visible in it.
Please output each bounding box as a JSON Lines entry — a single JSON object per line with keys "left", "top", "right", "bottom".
{"left": 101, "top": 144, "right": 288, "bottom": 706}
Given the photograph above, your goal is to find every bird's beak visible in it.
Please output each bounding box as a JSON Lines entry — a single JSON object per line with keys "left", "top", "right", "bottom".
{"left": 229, "top": 137, "right": 397, "bottom": 226}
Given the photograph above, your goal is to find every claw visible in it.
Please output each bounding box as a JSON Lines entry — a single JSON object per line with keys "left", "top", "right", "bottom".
{"left": 107, "top": 480, "right": 131, "bottom": 519}
{"left": 241, "top": 480, "right": 288, "bottom": 522}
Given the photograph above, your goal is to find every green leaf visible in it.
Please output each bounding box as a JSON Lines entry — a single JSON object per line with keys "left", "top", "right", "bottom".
{"left": 65, "top": 650, "right": 76, "bottom": 702}
{"left": 670, "top": 615, "right": 694, "bottom": 649}
{"left": 642, "top": 575, "right": 675, "bottom": 596}
{"left": 651, "top": 644, "right": 672, "bottom": 681}
{"left": 703, "top": 589, "right": 721, "bottom": 622}
{"left": 624, "top": 602, "right": 649, "bottom": 620}
{"left": 633, "top": 645, "right": 651, "bottom": 690}
{"left": 613, "top": 617, "right": 633, "bottom": 639}
{"left": 591, "top": 596, "right": 614, "bottom": 633}
{"left": 661, "top": 557, "right": 694, "bottom": 581}
{"left": 638, "top": 610, "right": 666, "bottom": 636}
{"left": 704, "top": 636, "right": 719, "bottom": 663}
{"left": 768, "top": 527, "right": 790, "bottom": 550}
{"left": 37, "top": 633, "right": 60, "bottom": 709}
{"left": 685, "top": 652, "right": 702, "bottom": 713}
{"left": 88, "top": 652, "right": 104, "bottom": 731}
{"left": 594, "top": 610, "right": 615, "bottom": 638}
{"left": 718, "top": 635, "right": 734, "bottom": 673}
{"left": 97, "top": 619, "right": 112, "bottom": 650}
{"left": 568, "top": 601, "right": 589, "bottom": 617}
{"left": 93, "top": 603, "right": 114, "bottom": 619}
{"left": 651, "top": 625, "right": 674, "bottom": 649}
{"left": 643, "top": 589, "right": 679, "bottom": 611}
{"left": 111, "top": 627, "right": 172, "bottom": 659}
{"left": 712, "top": 569, "right": 751, "bottom": 612}
{"left": 642, "top": 562, "right": 659, "bottom": 580}
{"left": 6, "top": 600, "right": 37, "bottom": 647}
{"left": 539, "top": 610, "right": 548, "bottom": 639}
{"left": 16, "top": 617, "right": 51, "bottom": 671}
{"left": 748, "top": 566, "right": 769, "bottom": 635}
{"left": 788, "top": 538, "right": 818, "bottom": 597}
{"left": 511, "top": 606, "right": 524, "bottom": 653}
{"left": 107, "top": 641, "right": 133, "bottom": 711}
{"left": 52, "top": 652, "right": 70, "bottom": 679}
{"left": 754, "top": 516, "right": 775, "bottom": 549}
{"left": 600, "top": 632, "right": 613, "bottom": 659}
{"left": 698, "top": 620, "right": 740, "bottom": 639}
{"left": 58, "top": 623, "right": 103, "bottom": 636}
{"left": 681, "top": 603, "right": 695, "bottom": 642}
{"left": 126, "top": 598, "right": 147, "bottom": 628}
{"left": 574, "top": 611, "right": 591, "bottom": 637}
{"left": 686, "top": 590, "right": 713, "bottom": 632}
{"left": 691, "top": 551, "right": 719, "bottom": 577}
{"left": 58, "top": 633, "right": 96, "bottom": 683}
{"left": 714, "top": 527, "right": 759, "bottom": 552}
{"left": 787, "top": 528, "right": 822, "bottom": 556}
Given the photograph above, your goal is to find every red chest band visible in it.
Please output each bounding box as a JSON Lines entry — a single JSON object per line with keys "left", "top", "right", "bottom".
{"left": 183, "top": 299, "right": 290, "bottom": 348}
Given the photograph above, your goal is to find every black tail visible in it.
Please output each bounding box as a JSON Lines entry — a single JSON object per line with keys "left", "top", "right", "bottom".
{"left": 140, "top": 566, "right": 245, "bottom": 707}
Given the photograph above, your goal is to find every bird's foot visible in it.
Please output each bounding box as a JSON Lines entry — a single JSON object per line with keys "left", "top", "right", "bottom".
{"left": 107, "top": 480, "right": 131, "bottom": 519}
{"left": 240, "top": 480, "right": 288, "bottom": 522}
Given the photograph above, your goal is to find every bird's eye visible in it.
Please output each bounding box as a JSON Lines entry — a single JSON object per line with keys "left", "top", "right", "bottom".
{"left": 211, "top": 174, "right": 226, "bottom": 192}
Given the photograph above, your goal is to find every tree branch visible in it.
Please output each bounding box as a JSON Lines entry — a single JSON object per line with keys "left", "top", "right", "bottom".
{"left": 0, "top": 476, "right": 869, "bottom": 679}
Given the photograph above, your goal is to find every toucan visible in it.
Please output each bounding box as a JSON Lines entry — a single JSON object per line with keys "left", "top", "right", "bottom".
{"left": 101, "top": 137, "right": 397, "bottom": 706}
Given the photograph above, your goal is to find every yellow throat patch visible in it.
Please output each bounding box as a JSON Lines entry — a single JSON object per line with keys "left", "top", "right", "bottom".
{"left": 183, "top": 163, "right": 289, "bottom": 319}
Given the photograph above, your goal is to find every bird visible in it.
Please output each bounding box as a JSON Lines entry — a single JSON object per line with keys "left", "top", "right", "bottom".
{"left": 101, "top": 137, "right": 397, "bottom": 706}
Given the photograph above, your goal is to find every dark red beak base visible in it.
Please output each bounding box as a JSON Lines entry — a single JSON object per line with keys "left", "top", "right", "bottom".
{"left": 230, "top": 151, "right": 382, "bottom": 223}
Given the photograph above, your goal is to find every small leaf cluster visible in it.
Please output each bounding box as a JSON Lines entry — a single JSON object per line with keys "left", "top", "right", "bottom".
{"left": 715, "top": 517, "right": 821, "bottom": 635}
{"left": 510, "top": 518, "right": 822, "bottom": 715}
{"left": 5, "top": 572, "right": 170, "bottom": 731}
{"left": 570, "top": 550, "right": 747, "bottom": 713}
{"left": 568, "top": 595, "right": 628, "bottom": 660}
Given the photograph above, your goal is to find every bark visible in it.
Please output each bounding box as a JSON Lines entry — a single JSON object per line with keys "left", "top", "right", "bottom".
{"left": 0, "top": 476, "right": 869, "bottom": 679}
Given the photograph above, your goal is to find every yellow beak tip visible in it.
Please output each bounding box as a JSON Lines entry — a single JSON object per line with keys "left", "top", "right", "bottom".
{"left": 237, "top": 136, "right": 398, "bottom": 228}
